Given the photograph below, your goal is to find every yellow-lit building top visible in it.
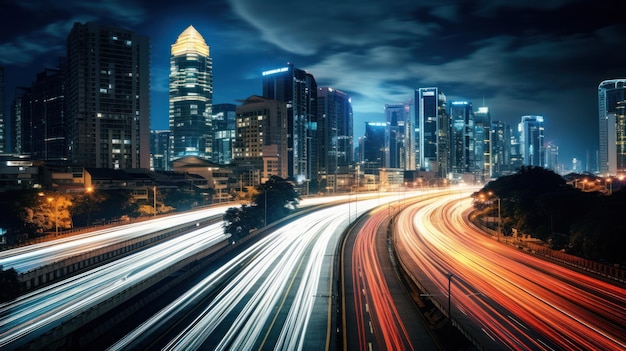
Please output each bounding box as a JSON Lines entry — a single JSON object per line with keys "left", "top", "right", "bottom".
{"left": 171, "top": 25, "right": 209, "bottom": 57}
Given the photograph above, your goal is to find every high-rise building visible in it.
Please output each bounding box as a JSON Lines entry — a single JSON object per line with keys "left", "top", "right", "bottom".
{"left": 212, "top": 103, "right": 236, "bottom": 165}
{"left": 449, "top": 101, "right": 474, "bottom": 175}
{"left": 414, "top": 88, "right": 447, "bottom": 175}
{"left": 384, "top": 103, "right": 413, "bottom": 170}
{"left": 598, "top": 79, "right": 626, "bottom": 175}
{"left": 474, "top": 106, "right": 491, "bottom": 180}
{"left": 362, "top": 122, "right": 386, "bottom": 175}
{"left": 545, "top": 143, "right": 559, "bottom": 173}
{"left": 519, "top": 115, "right": 545, "bottom": 167}
{"left": 262, "top": 63, "right": 317, "bottom": 186}
{"left": 150, "top": 130, "right": 171, "bottom": 171}
{"left": 490, "top": 120, "right": 511, "bottom": 177}
{"left": 11, "top": 87, "right": 29, "bottom": 155}
{"left": 0, "top": 66, "right": 4, "bottom": 153}
{"left": 30, "top": 66, "right": 66, "bottom": 161}
{"left": 317, "top": 87, "right": 353, "bottom": 190}
{"left": 234, "top": 96, "right": 288, "bottom": 181}
{"left": 169, "top": 25, "right": 213, "bottom": 161}
{"left": 66, "top": 22, "right": 150, "bottom": 169}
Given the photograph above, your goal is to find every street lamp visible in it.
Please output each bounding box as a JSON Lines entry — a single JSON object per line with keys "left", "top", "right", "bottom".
{"left": 488, "top": 192, "right": 501, "bottom": 242}
{"left": 47, "top": 196, "right": 59, "bottom": 236}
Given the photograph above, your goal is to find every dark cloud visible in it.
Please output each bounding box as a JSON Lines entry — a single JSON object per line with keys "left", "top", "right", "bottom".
{"left": 1, "top": 0, "right": 623, "bottom": 170}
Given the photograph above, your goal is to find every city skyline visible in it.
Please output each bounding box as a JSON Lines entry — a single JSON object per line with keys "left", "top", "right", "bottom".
{"left": 1, "top": 0, "right": 624, "bottom": 170}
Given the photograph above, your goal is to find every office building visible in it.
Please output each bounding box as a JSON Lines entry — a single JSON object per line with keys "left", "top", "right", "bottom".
{"left": 169, "top": 25, "right": 213, "bottom": 161}
{"left": 66, "top": 22, "right": 150, "bottom": 169}
{"left": 491, "top": 120, "right": 511, "bottom": 177}
{"left": 29, "top": 66, "right": 66, "bottom": 161}
{"left": 262, "top": 63, "right": 317, "bottom": 186}
{"left": 150, "top": 130, "right": 171, "bottom": 171}
{"left": 473, "top": 106, "right": 491, "bottom": 180}
{"left": 234, "top": 96, "right": 288, "bottom": 181}
{"left": 362, "top": 122, "right": 386, "bottom": 175}
{"left": 384, "top": 103, "right": 413, "bottom": 170}
{"left": 519, "top": 115, "right": 545, "bottom": 167}
{"left": 317, "top": 87, "right": 353, "bottom": 191}
{"left": 414, "top": 88, "right": 448, "bottom": 175}
{"left": 598, "top": 79, "right": 626, "bottom": 175}
{"left": 212, "top": 103, "right": 236, "bottom": 165}
{"left": 449, "top": 101, "right": 474, "bottom": 174}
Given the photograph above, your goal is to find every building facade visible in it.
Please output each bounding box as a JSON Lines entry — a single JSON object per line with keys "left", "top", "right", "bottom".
{"left": 449, "top": 101, "right": 474, "bottom": 175}
{"left": 519, "top": 115, "right": 545, "bottom": 167}
{"left": 598, "top": 79, "right": 626, "bottom": 175}
{"left": 262, "top": 63, "right": 317, "bottom": 186}
{"left": 66, "top": 22, "right": 150, "bottom": 169}
{"left": 414, "top": 88, "right": 448, "bottom": 176}
{"left": 317, "top": 87, "right": 353, "bottom": 191}
{"left": 0, "top": 66, "right": 4, "bottom": 153}
{"left": 473, "top": 106, "right": 491, "bottom": 181}
{"left": 150, "top": 130, "right": 171, "bottom": 171}
{"left": 169, "top": 25, "right": 213, "bottom": 161}
{"left": 234, "top": 96, "right": 288, "bottom": 182}
{"left": 212, "top": 103, "right": 236, "bottom": 165}
{"left": 384, "top": 103, "right": 413, "bottom": 170}
{"left": 490, "top": 120, "right": 512, "bottom": 177}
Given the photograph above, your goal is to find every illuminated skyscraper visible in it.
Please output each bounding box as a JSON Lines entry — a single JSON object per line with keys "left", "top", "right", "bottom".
{"left": 362, "top": 122, "right": 386, "bottom": 175}
{"left": 490, "top": 120, "right": 511, "bottom": 177}
{"left": 449, "top": 101, "right": 474, "bottom": 174}
{"left": 262, "top": 63, "right": 317, "bottom": 186}
{"left": 169, "top": 25, "right": 213, "bottom": 161}
{"left": 66, "top": 22, "right": 150, "bottom": 169}
{"left": 519, "top": 115, "right": 544, "bottom": 167}
{"left": 473, "top": 106, "right": 491, "bottom": 180}
{"left": 212, "top": 103, "right": 236, "bottom": 165}
{"left": 385, "top": 103, "right": 413, "bottom": 170}
{"left": 414, "top": 88, "right": 447, "bottom": 175}
{"left": 317, "top": 87, "right": 353, "bottom": 190}
{"left": 598, "top": 79, "right": 626, "bottom": 175}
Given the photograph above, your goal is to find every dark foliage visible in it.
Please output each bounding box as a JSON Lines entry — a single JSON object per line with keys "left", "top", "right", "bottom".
{"left": 0, "top": 266, "right": 22, "bottom": 302}
{"left": 473, "top": 166, "right": 626, "bottom": 263}
{"left": 223, "top": 176, "right": 300, "bottom": 241}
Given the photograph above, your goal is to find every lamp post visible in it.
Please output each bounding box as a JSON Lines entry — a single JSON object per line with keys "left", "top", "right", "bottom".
{"left": 47, "top": 196, "right": 59, "bottom": 236}
{"left": 488, "top": 192, "right": 501, "bottom": 242}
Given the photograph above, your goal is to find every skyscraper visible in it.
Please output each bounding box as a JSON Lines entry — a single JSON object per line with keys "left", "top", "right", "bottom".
{"left": 384, "top": 103, "right": 413, "bottom": 170}
{"left": 150, "top": 130, "right": 171, "bottom": 171}
{"left": 491, "top": 120, "right": 511, "bottom": 177}
{"left": 519, "top": 115, "right": 545, "bottom": 167}
{"left": 414, "top": 88, "right": 447, "bottom": 175}
{"left": 262, "top": 63, "right": 317, "bottom": 187}
{"left": 169, "top": 25, "right": 213, "bottom": 161}
{"left": 66, "top": 22, "right": 150, "bottom": 169}
{"left": 317, "top": 87, "right": 353, "bottom": 189}
{"left": 598, "top": 79, "right": 626, "bottom": 175}
{"left": 30, "top": 66, "right": 66, "bottom": 161}
{"left": 449, "top": 101, "right": 474, "bottom": 174}
{"left": 362, "top": 122, "right": 386, "bottom": 175}
{"left": 474, "top": 106, "right": 491, "bottom": 180}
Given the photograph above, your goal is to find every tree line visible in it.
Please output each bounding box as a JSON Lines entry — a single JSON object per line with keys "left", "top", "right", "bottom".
{"left": 473, "top": 166, "right": 626, "bottom": 264}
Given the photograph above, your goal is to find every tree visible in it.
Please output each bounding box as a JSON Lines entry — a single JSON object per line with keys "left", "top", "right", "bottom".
{"left": 20, "top": 192, "right": 73, "bottom": 234}
{"left": 0, "top": 266, "right": 21, "bottom": 302}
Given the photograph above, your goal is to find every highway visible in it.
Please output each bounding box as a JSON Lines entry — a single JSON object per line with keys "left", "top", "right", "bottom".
{"left": 394, "top": 192, "right": 626, "bottom": 350}
{"left": 0, "top": 196, "right": 339, "bottom": 274}
{"left": 108, "top": 194, "right": 411, "bottom": 350}
{"left": 0, "top": 223, "right": 229, "bottom": 349}
{"left": 342, "top": 201, "right": 440, "bottom": 351}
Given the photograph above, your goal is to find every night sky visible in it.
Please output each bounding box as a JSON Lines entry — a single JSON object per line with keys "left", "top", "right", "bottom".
{"left": 1, "top": 0, "right": 624, "bottom": 170}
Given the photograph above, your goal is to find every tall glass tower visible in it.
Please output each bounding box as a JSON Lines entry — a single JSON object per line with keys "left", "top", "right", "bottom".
{"left": 169, "top": 25, "right": 213, "bottom": 161}
{"left": 414, "top": 88, "right": 447, "bottom": 175}
{"left": 519, "top": 115, "right": 545, "bottom": 167}
{"left": 598, "top": 79, "right": 626, "bottom": 175}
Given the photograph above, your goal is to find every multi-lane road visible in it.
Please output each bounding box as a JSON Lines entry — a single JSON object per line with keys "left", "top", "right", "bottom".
{"left": 2, "top": 189, "right": 624, "bottom": 350}
{"left": 394, "top": 192, "right": 626, "bottom": 350}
